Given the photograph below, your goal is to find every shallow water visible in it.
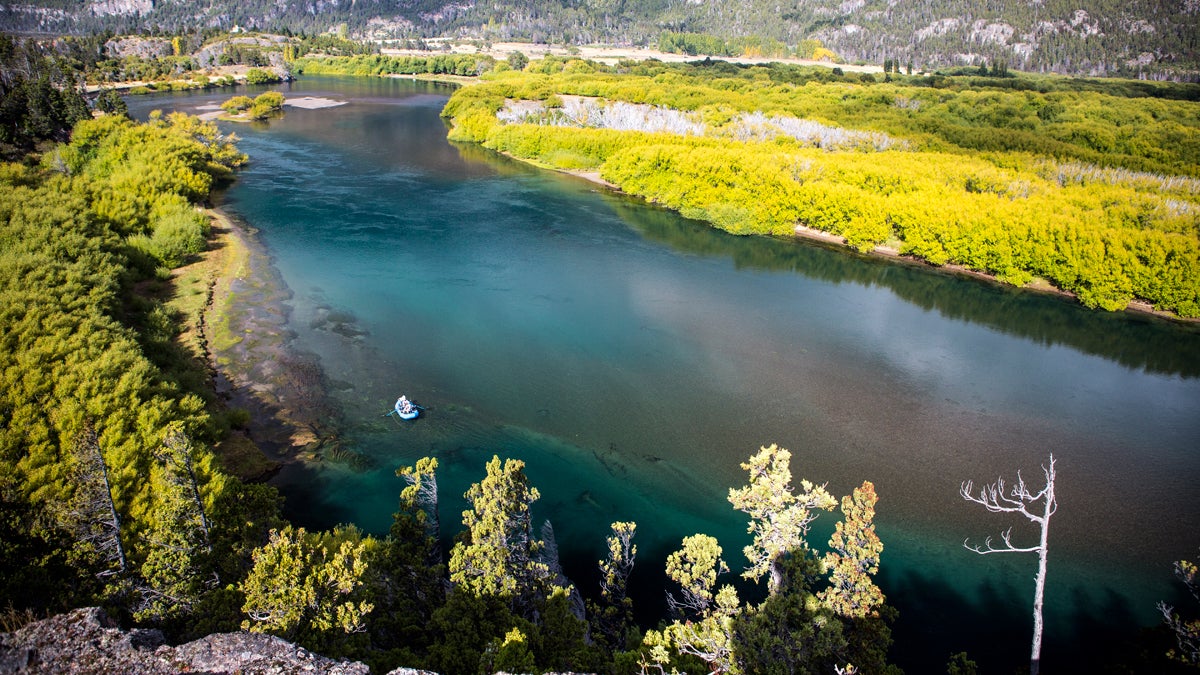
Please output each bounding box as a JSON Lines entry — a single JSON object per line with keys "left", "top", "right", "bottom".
{"left": 130, "top": 77, "right": 1200, "bottom": 672}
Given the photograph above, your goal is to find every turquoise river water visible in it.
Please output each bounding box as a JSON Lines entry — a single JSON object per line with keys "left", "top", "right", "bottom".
{"left": 130, "top": 76, "right": 1200, "bottom": 672}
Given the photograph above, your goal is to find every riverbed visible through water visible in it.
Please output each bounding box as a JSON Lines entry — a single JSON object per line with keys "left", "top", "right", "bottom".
{"left": 131, "top": 76, "right": 1200, "bottom": 672}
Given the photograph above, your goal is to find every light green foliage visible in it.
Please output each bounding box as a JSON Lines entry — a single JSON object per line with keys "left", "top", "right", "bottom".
{"left": 589, "top": 521, "right": 637, "bottom": 651}
{"left": 646, "top": 447, "right": 898, "bottom": 674}
{"left": 820, "top": 481, "right": 885, "bottom": 619}
{"left": 666, "top": 534, "right": 728, "bottom": 616}
{"left": 244, "top": 68, "right": 282, "bottom": 85}
{"left": 136, "top": 426, "right": 222, "bottom": 622}
{"left": 240, "top": 525, "right": 375, "bottom": 638}
{"left": 0, "top": 96, "right": 283, "bottom": 632}
{"left": 292, "top": 54, "right": 493, "bottom": 78}
{"left": 656, "top": 535, "right": 741, "bottom": 673}
{"left": 445, "top": 64, "right": 1200, "bottom": 317}
{"left": 221, "top": 95, "right": 254, "bottom": 113}
{"left": 491, "top": 626, "right": 537, "bottom": 673}
{"left": 449, "top": 455, "right": 550, "bottom": 612}
{"left": 397, "top": 456, "right": 440, "bottom": 545}
{"left": 728, "top": 444, "right": 836, "bottom": 594}
{"left": 661, "top": 585, "right": 742, "bottom": 674}
{"left": 1160, "top": 552, "right": 1200, "bottom": 665}
{"left": 0, "top": 109, "right": 243, "bottom": 595}
{"left": 247, "top": 91, "right": 285, "bottom": 120}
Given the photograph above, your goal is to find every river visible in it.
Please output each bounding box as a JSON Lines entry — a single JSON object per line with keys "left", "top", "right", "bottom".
{"left": 129, "top": 75, "right": 1200, "bottom": 672}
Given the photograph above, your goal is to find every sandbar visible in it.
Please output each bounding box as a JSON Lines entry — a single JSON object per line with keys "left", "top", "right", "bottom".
{"left": 283, "top": 96, "right": 347, "bottom": 109}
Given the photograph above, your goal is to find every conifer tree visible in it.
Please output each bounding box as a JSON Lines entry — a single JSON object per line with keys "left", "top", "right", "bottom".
{"left": 371, "top": 457, "right": 445, "bottom": 655}
{"left": 135, "top": 426, "right": 218, "bottom": 622}
{"left": 449, "top": 455, "right": 551, "bottom": 615}
{"left": 589, "top": 520, "right": 637, "bottom": 651}
{"left": 60, "top": 423, "right": 127, "bottom": 580}
{"left": 240, "top": 525, "right": 374, "bottom": 640}
{"left": 655, "top": 534, "right": 740, "bottom": 674}
{"left": 665, "top": 533, "right": 727, "bottom": 617}
{"left": 727, "top": 444, "right": 836, "bottom": 595}
{"left": 396, "top": 456, "right": 440, "bottom": 563}
{"left": 820, "top": 481, "right": 885, "bottom": 618}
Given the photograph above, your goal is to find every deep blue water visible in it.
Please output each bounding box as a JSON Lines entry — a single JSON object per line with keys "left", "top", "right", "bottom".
{"left": 130, "top": 77, "right": 1200, "bottom": 672}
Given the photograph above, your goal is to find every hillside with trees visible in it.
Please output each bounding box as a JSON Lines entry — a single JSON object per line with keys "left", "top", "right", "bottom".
{"left": 435, "top": 56, "right": 1200, "bottom": 317}
{"left": 2, "top": 0, "right": 1198, "bottom": 80}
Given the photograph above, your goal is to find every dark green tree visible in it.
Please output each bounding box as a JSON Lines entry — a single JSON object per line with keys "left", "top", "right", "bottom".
{"left": 448, "top": 455, "right": 551, "bottom": 616}
{"left": 94, "top": 89, "right": 129, "bottom": 118}
{"left": 507, "top": 51, "right": 530, "bottom": 71}
{"left": 367, "top": 457, "right": 445, "bottom": 664}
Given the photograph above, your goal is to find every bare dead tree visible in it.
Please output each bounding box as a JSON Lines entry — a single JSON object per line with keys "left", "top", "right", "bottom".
{"left": 67, "top": 423, "right": 127, "bottom": 577}
{"left": 160, "top": 428, "right": 212, "bottom": 550}
{"left": 961, "top": 454, "right": 1057, "bottom": 675}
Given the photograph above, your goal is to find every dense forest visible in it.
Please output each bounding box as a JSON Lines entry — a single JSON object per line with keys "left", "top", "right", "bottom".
{"left": 2, "top": 0, "right": 1198, "bottom": 80}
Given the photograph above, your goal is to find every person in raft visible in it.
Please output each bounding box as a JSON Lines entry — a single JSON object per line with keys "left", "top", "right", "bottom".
{"left": 396, "top": 396, "right": 413, "bottom": 414}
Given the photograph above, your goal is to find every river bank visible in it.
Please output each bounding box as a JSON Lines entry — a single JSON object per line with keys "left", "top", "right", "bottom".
{"left": 188, "top": 207, "right": 357, "bottom": 477}
{"left": 534, "top": 160, "right": 1195, "bottom": 324}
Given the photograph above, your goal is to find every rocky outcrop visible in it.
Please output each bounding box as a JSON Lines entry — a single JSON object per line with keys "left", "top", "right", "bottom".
{"left": 103, "top": 36, "right": 172, "bottom": 59}
{"left": 0, "top": 607, "right": 370, "bottom": 674}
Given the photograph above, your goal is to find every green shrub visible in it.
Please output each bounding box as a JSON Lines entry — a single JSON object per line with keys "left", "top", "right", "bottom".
{"left": 244, "top": 68, "right": 281, "bottom": 85}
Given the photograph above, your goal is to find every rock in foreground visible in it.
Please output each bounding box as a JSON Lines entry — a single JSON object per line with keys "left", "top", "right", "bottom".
{"left": 0, "top": 607, "right": 370, "bottom": 674}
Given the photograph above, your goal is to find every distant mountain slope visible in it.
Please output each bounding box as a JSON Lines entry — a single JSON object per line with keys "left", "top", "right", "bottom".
{"left": 2, "top": 0, "right": 1196, "bottom": 79}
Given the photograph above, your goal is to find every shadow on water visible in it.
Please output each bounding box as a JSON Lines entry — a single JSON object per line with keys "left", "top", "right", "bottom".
{"left": 885, "top": 566, "right": 1196, "bottom": 674}
{"left": 597, "top": 192, "right": 1200, "bottom": 378}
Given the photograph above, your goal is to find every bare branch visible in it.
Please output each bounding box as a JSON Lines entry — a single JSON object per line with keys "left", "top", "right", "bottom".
{"left": 960, "top": 454, "right": 1057, "bottom": 675}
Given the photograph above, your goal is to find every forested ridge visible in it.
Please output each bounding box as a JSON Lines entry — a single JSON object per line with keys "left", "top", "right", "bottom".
{"left": 2, "top": 0, "right": 1198, "bottom": 81}
{"left": 429, "top": 56, "right": 1200, "bottom": 318}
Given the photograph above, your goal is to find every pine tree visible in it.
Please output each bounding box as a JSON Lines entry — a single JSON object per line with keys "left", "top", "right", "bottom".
{"left": 656, "top": 534, "right": 740, "bottom": 674}
{"left": 370, "top": 457, "right": 445, "bottom": 655}
{"left": 59, "top": 424, "right": 127, "bottom": 580}
{"left": 727, "top": 444, "right": 836, "bottom": 595}
{"left": 448, "top": 455, "right": 551, "bottom": 616}
{"left": 820, "top": 481, "right": 885, "bottom": 618}
{"left": 135, "top": 426, "right": 219, "bottom": 622}
{"left": 588, "top": 520, "right": 637, "bottom": 651}
{"left": 240, "top": 525, "right": 374, "bottom": 640}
